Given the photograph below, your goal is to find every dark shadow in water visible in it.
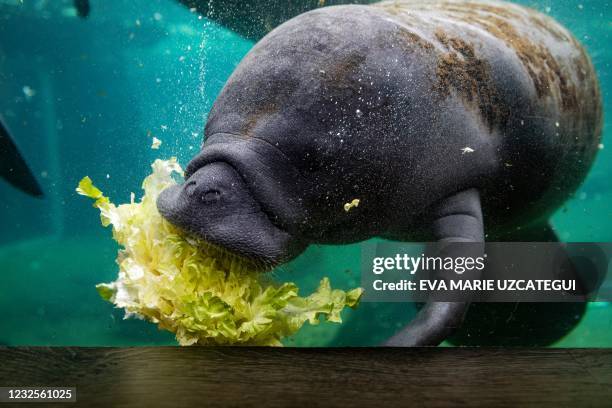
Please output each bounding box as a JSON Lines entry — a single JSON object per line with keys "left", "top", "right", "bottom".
{"left": 448, "top": 302, "right": 586, "bottom": 347}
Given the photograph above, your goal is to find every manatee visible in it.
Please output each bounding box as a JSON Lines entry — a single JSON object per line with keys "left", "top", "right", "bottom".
{"left": 175, "top": 0, "right": 377, "bottom": 40}
{"left": 74, "top": 0, "right": 90, "bottom": 18}
{"left": 0, "top": 115, "right": 43, "bottom": 197}
{"left": 157, "top": 0, "right": 602, "bottom": 346}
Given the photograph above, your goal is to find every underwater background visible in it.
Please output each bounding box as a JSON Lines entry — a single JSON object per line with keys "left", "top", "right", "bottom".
{"left": 0, "top": 0, "right": 609, "bottom": 347}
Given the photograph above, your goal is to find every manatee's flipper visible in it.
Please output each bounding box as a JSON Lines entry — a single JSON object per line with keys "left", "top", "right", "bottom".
{"left": 0, "top": 117, "right": 43, "bottom": 197}
{"left": 74, "top": 0, "right": 90, "bottom": 18}
{"left": 176, "top": 0, "right": 375, "bottom": 40}
{"left": 384, "top": 189, "right": 483, "bottom": 346}
{"left": 448, "top": 222, "right": 587, "bottom": 346}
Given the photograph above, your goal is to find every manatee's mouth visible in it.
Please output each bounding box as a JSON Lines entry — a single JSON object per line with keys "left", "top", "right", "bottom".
{"left": 186, "top": 133, "right": 307, "bottom": 231}
{"left": 156, "top": 159, "right": 304, "bottom": 269}
{"left": 157, "top": 192, "right": 273, "bottom": 271}
{"left": 184, "top": 158, "right": 293, "bottom": 240}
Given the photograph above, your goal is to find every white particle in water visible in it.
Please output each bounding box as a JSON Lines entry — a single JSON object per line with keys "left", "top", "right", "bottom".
{"left": 151, "top": 137, "right": 162, "bottom": 149}
{"left": 22, "top": 85, "right": 36, "bottom": 99}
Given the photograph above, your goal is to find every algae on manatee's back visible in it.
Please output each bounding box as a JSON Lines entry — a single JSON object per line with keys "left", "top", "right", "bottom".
{"left": 76, "top": 158, "right": 362, "bottom": 346}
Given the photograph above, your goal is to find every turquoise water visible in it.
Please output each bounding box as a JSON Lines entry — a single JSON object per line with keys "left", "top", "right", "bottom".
{"left": 0, "top": 0, "right": 610, "bottom": 347}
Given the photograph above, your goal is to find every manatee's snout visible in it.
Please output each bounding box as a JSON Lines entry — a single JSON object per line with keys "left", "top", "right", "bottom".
{"left": 156, "top": 162, "right": 232, "bottom": 223}
{"left": 156, "top": 161, "right": 303, "bottom": 267}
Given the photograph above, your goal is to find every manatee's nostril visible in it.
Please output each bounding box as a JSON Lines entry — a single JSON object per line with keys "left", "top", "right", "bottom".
{"left": 201, "top": 189, "right": 222, "bottom": 204}
{"left": 184, "top": 180, "right": 197, "bottom": 197}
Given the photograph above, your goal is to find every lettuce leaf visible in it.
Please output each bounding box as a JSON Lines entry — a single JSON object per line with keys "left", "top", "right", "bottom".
{"left": 77, "top": 158, "right": 362, "bottom": 346}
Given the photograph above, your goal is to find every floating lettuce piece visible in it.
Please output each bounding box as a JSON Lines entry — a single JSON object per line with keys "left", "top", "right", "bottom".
{"left": 77, "top": 158, "right": 362, "bottom": 346}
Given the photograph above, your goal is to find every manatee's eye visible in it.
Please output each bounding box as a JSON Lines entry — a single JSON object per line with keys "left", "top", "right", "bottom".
{"left": 201, "top": 189, "right": 222, "bottom": 204}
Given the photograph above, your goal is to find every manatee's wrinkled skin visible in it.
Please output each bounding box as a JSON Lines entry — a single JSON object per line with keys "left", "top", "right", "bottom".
{"left": 157, "top": 0, "right": 602, "bottom": 345}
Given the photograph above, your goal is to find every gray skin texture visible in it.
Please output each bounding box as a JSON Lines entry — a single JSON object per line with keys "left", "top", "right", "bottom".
{"left": 157, "top": 0, "right": 602, "bottom": 344}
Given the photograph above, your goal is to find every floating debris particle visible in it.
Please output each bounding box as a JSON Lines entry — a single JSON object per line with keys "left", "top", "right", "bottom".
{"left": 598, "top": 143, "right": 605, "bottom": 150}
{"left": 160, "top": 125, "right": 168, "bottom": 131}
{"left": 344, "top": 198, "right": 360, "bottom": 212}
{"left": 151, "top": 137, "right": 162, "bottom": 149}
{"left": 555, "top": 122, "right": 560, "bottom": 127}
{"left": 22, "top": 86, "right": 36, "bottom": 99}
{"left": 461, "top": 147, "right": 475, "bottom": 154}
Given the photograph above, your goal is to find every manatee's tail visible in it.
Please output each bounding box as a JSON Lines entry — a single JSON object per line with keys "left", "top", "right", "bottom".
{"left": 0, "top": 117, "right": 44, "bottom": 197}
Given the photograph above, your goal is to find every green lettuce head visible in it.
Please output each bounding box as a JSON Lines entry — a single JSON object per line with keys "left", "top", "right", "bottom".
{"left": 77, "top": 158, "right": 362, "bottom": 346}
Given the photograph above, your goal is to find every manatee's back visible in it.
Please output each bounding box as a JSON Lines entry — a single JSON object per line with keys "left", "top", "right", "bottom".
{"left": 204, "top": 0, "right": 602, "bottom": 241}
{"left": 374, "top": 0, "right": 602, "bottom": 230}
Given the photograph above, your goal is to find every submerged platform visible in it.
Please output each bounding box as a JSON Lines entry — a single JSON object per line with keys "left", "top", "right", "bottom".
{"left": 0, "top": 347, "right": 611, "bottom": 407}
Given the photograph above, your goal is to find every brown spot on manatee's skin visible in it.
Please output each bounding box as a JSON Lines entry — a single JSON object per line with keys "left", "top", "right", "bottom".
{"left": 434, "top": 2, "right": 585, "bottom": 113}
{"left": 528, "top": 14, "right": 571, "bottom": 42}
{"left": 241, "top": 101, "right": 280, "bottom": 136}
{"left": 433, "top": 28, "right": 509, "bottom": 129}
{"left": 376, "top": 0, "right": 599, "bottom": 122}
{"left": 396, "top": 28, "right": 435, "bottom": 51}
{"left": 326, "top": 53, "right": 367, "bottom": 85}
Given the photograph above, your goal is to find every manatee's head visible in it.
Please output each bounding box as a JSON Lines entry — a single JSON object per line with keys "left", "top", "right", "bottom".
{"left": 156, "top": 151, "right": 306, "bottom": 268}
